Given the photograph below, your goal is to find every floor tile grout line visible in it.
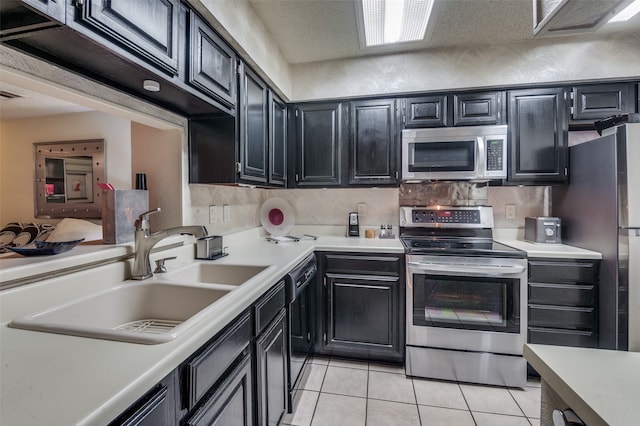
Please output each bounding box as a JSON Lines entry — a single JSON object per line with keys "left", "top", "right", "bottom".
{"left": 411, "top": 376, "right": 424, "bottom": 426}
{"left": 507, "top": 386, "right": 529, "bottom": 418}
{"left": 309, "top": 363, "right": 329, "bottom": 426}
{"left": 457, "top": 382, "right": 479, "bottom": 426}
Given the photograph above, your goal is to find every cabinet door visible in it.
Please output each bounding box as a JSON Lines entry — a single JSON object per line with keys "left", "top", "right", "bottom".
{"left": 109, "top": 373, "right": 175, "bottom": 426}
{"left": 183, "top": 352, "right": 254, "bottom": 426}
{"left": 349, "top": 99, "right": 399, "bottom": 185}
{"left": 572, "top": 83, "right": 636, "bottom": 121}
{"left": 188, "top": 11, "right": 237, "bottom": 107}
{"left": 404, "top": 96, "right": 448, "bottom": 127}
{"left": 294, "top": 103, "right": 348, "bottom": 187}
{"left": 508, "top": 88, "right": 568, "bottom": 183}
{"left": 239, "top": 64, "right": 268, "bottom": 183}
{"left": 75, "top": 0, "right": 180, "bottom": 75}
{"left": 453, "top": 92, "right": 505, "bottom": 126}
{"left": 256, "top": 310, "right": 288, "bottom": 426}
{"left": 323, "top": 274, "right": 402, "bottom": 362}
{"left": 269, "top": 91, "right": 287, "bottom": 186}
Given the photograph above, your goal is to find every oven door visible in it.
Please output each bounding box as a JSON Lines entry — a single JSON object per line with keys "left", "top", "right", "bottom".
{"left": 406, "top": 255, "right": 527, "bottom": 354}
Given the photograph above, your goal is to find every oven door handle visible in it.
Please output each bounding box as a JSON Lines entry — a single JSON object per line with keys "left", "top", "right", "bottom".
{"left": 407, "top": 261, "right": 526, "bottom": 276}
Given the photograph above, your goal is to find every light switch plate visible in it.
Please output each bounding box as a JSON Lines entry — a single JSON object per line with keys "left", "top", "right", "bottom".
{"left": 209, "top": 205, "right": 219, "bottom": 224}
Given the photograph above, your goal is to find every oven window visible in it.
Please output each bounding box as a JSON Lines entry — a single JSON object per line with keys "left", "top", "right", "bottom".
{"left": 409, "top": 141, "right": 475, "bottom": 172}
{"left": 412, "top": 274, "right": 520, "bottom": 333}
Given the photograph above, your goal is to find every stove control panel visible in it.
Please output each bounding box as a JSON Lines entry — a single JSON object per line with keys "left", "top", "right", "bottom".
{"left": 399, "top": 206, "right": 494, "bottom": 228}
{"left": 412, "top": 209, "right": 480, "bottom": 224}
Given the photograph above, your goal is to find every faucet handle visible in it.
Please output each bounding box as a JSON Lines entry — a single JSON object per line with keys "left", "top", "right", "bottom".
{"left": 134, "top": 208, "right": 161, "bottom": 231}
{"left": 154, "top": 256, "right": 176, "bottom": 274}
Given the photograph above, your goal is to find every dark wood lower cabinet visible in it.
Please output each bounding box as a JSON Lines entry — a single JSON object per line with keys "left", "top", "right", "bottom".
{"left": 183, "top": 352, "right": 254, "bottom": 426}
{"left": 256, "top": 310, "right": 288, "bottom": 426}
{"left": 108, "top": 373, "right": 176, "bottom": 426}
{"left": 527, "top": 258, "right": 600, "bottom": 349}
{"left": 315, "top": 252, "right": 404, "bottom": 363}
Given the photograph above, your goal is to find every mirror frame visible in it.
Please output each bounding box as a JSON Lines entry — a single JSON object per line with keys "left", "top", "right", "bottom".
{"left": 34, "top": 139, "right": 106, "bottom": 219}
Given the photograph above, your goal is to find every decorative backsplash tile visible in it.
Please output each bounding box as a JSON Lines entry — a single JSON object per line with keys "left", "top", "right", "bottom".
{"left": 187, "top": 182, "right": 547, "bottom": 234}
{"left": 399, "top": 182, "right": 489, "bottom": 207}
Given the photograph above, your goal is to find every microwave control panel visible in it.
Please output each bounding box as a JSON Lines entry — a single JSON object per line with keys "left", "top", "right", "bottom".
{"left": 486, "top": 139, "right": 504, "bottom": 171}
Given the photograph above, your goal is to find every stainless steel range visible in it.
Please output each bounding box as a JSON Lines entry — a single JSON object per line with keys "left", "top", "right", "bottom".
{"left": 400, "top": 206, "right": 528, "bottom": 388}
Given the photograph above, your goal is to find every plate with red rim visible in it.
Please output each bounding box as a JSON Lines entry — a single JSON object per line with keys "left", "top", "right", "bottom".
{"left": 259, "top": 198, "right": 295, "bottom": 237}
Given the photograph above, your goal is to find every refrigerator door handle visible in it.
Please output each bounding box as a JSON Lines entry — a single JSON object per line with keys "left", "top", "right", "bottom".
{"left": 628, "top": 231, "right": 640, "bottom": 352}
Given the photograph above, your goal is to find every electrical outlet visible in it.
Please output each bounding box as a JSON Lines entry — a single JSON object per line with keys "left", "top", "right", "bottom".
{"left": 357, "top": 203, "right": 367, "bottom": 215}
{"left": 209, "top": 205, "right": 219, "bottom": 224}
{"left": 505, "top": 204, "right": 517, "bottom": 220}
{"left": 223, "top": 204, "right": 230, "bottom": 222}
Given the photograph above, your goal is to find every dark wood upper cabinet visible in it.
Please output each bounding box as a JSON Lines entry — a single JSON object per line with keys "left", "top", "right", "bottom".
{"left": 349, "top": 99, "right": 399, "bottom": 185}
{"left": 269, "top": 91, "right": 287, "bottom": 186}
{"left": 404, "top": 95, "right": 448, "bottom": 127}
{"left": 73, "top": 0, "right": 180, "bottom": 75}
{"left": 188, "top": 10, "right": 237, "bottom": 108}
{"left": 452, "top": 91, "right": 506, "bottom": 126}
{"left": 507, "top": 88, "right": 568, "bottom": 184}
{"left": 238, "top": 63, "right": 268, "bottom": 184}
{"left": 0, "top": 0, "right": 65, "bottom": 39}
{"left": 571, "top": 82, "right": 637, "bottom": 121}
{"left": 293, "top": 102, "right": 348, "bottom": 187}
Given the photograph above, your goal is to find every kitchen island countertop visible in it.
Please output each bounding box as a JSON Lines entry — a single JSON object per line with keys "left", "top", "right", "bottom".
{"left": 524, "top": 344, "right": 640, "bottom": 425}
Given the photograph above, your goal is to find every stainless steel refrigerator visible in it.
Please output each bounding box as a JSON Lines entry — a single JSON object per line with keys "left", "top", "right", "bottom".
{"left": 552, "top": 123, "right": 640, "bottom": 351}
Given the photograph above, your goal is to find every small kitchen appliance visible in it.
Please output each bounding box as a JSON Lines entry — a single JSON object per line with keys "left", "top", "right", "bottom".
{"left": 525, "top": 216, "right": 562, "bottom": 244}
{"left": 347, "top": 212, "right": 359, "bottom": 237}
{"left": 196, "top": 235, "right": 225, "bottom": 260}
{"left": 400, "top": 205, "right": 527, "bottom": 388}
{"left": 401, "top": 125, "right": 508, "bottom": 181}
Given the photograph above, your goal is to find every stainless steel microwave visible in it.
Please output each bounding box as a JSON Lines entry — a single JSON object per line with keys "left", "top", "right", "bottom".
{"left": 401, "top": 125, "right": 508, "bottom": 181}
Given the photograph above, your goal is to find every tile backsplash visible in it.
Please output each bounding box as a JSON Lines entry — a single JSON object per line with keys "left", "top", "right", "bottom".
{"left": 187, "top": 182, "right": 548, "bottom": 234}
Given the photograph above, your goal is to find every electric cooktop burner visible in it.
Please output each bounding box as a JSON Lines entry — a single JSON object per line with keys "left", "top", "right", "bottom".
{"left": 399, "top": 206, "right": 526, "bottom": 259}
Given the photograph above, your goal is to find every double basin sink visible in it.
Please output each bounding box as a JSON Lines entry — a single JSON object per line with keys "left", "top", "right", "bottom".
{"left": 9, "top": 263, "right": 270, "bottom": 344}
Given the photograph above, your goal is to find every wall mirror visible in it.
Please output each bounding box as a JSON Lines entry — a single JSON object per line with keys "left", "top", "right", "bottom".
{"left": 34, "top": 139, "right": 105, "bottom": 219}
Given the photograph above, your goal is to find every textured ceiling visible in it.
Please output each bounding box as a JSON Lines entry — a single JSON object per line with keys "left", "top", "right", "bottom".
{"left": 248, "top": 0, "right": 640, "bottom": 64}
{"left": 0, "top": 81, "right": 93, "bottom": 119}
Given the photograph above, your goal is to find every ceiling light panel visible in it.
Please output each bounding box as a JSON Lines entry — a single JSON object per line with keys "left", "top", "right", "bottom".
{"left": 359, "top": 0, "right": 434, "bottom": 47}
{"left": 609, "top": 0, "right": 640, "bottom": 22}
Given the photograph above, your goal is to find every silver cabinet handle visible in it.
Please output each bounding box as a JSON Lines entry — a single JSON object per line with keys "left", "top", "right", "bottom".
{"left": 408, "top": 261, "right": 525, "bottom": 276}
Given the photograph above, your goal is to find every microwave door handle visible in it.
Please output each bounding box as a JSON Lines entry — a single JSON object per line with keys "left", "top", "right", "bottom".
{"left": 408, "top": 261, "right": 525, "bottom": 276}
{"left": 476, "top": 136, "right": 485, "bottom": 177}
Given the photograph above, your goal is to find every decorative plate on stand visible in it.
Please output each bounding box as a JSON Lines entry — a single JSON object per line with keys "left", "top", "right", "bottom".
{"left": 259, "top": 198, "right": 295, "bottom": 236}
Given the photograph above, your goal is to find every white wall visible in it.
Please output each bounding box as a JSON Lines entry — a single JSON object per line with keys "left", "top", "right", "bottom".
{"left": 131, "top": 123, "right": 183, "bottom": 232}
{"left": 291, "top": 31, "right": 640, "bottom": 100}
{"left": 0, "top": 111, "right": 131, "bottom": 225}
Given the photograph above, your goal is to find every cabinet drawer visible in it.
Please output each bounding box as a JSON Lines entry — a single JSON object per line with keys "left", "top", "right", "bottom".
{"left": 528, "top": 327, "right": 598, "bottom": 348}
{"left": 528, "top": 283, "right": 595, "bottom": 307}
{"left": 255, "top": 280, "right": 286, "bottom": 334}
{"left": 184, "top": 351, "right": 253, "bottom": 426}
{"left": 186, "top": 312, "right": 252, "bottom": 409}
{"left": 529, "top": 305, "right": 595, "bottom": 330}
{"left": 529, "top": 259, "right": 598, "bottom": 284}
{"left": 323, "top": 253, "right": 402, "bottom": 276}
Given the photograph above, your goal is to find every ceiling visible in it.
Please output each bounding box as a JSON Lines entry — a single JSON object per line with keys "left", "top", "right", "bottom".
{"left": 0, "top": 81, "right": 93, "bottom": 120}
{"left": 2, "top": 0, "right": 639, "bottom": 118}
{"left": 248, "top": 0, "right": 640, "bottom": 64}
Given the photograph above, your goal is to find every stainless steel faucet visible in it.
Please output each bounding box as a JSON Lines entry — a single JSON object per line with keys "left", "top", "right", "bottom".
{"left": 131, "top": 208, "right": 208, "bottom": 280}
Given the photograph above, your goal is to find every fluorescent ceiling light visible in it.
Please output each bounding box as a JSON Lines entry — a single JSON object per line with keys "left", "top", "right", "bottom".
{"left": 609, "top": 0, "right": 640, "bottom": 22}
{"left": 358, "top": 0, "right": 434, "bottom": 47}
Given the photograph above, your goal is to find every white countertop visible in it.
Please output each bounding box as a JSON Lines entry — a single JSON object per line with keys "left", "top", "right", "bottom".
{"left": 524, "top": 344, "right": 640, "bottom": 425}
{"left": 0, "top": 228, "right": 403, "bottom": 426}
{"left": 492, "top": 229, "right": 602, "bottom": 259}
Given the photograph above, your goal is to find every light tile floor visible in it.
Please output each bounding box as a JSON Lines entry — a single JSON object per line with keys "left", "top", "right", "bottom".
{"left": 281, "top": 357, "right": 541, "bottom": 426}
